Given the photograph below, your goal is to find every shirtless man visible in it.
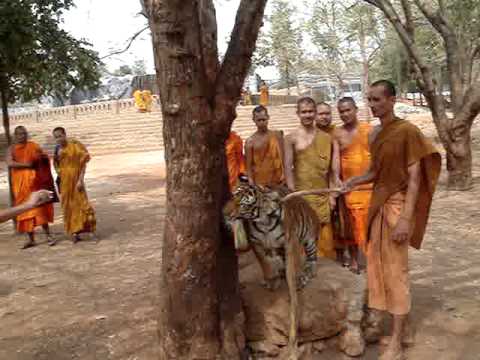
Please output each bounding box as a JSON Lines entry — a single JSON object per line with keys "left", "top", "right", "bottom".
{"left": 284, "top": 97, "right": 340, "bottom": 259}
{"left": 335, "top": 97, "right": 373, "bottom": 273}
{"left": 245, "top": 105, "right": 284, "bottom": 187}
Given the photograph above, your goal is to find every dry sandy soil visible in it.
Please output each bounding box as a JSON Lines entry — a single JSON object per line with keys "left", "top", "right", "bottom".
{"left": 0, "top": 116, "right": 479, "bottom": 360}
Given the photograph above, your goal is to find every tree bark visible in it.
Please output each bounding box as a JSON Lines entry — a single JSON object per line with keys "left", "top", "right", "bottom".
{"left": 0, "top": 85, "right": 11, "bottom": 146}
{"left": 142, "top": 0, "right": 267, "bottom": 358}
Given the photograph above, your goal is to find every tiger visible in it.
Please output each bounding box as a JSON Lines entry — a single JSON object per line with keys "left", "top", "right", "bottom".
{"left": 225, "top": 180, "right": 318, "bottom": 290}
{"left": 224, "top": 177, "right": 320, "bottom": 358}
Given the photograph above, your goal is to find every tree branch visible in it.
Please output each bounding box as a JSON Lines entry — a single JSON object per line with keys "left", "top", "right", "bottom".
{"left": 214, "top": 0, "right": 268, "bottom": 132}
{"left": 100, "top": 25, "right": 150, "bottom": 60}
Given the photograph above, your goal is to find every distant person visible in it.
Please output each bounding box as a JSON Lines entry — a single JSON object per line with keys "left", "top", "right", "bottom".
{"left": 245, "top": 106, "right": 284, "bottom": 187}
{"left": 259, "top": 80, "right": 269, "bottom": 106}
{"left": 7, "top": 126, "right": 55, "bottom": 248}
{"left": 0, "top": 190, "right": 54, "bottom": 224}
{"left": 134, "top": 89, "right": 148, "bottom": 112}
{"left": 53, "top": 127, "right": 96, "bottom": 243}
{"left": 335, "top": 97, "right": 373, "bottom": 273}
{"left": 225, "top": 131, "right": 246, "bottom": 192}
{"left": 142, "top": 90, "right": 153, "bottom": 112}
{"left": 343, "top": 80, "right": 441, "bottom": 360}
{"left": 316, "top": 102, "right": 336, "bottom": 134}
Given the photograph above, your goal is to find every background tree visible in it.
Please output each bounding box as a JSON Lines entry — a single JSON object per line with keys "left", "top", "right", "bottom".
{"left": 114, "top": 65, "right": 134, "bottom": 76}
{"left": 364, "top": 0, "right": 480, "bottom": 189}
{"left": 268, "top": 0, "right": 303, "bottom": 94}
{"left": 132, "top": 59, "right": 148, "bottom": 76}
{"left": 0, "top": 0, "right": 101, "bottom": 145}
{"left": 141, "top": 0, "right": 268, "bottom": 358}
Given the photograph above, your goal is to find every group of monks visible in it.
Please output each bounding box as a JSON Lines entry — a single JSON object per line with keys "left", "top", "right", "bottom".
{"left": 133, "top": 89, "right": 153, "bottom": 112}
{"left": 226, "top": 79, "right": 441, "bottom": 360}
{"left": 7, "top": 126, "right": 96, "bottom": 249}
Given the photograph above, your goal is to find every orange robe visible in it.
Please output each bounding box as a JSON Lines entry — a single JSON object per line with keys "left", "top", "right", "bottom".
{"left": 226, "top": 132, "right": 246, "bottom": 191}
{"left": 250, "top": 131, "right": 284, "bottom": 186}
{"left": 11, "top": 142, "right": 54, "bottom": 233}
{"left": 340, "top": 122, "right": 373, "bottom": 252}
{"left": 367, "top": 119, "right": 441, "bottom": 315}
{"left": 259, "top": 85, "right": 269, "bottom": 106}
{"left": 55, "top": 140, "right": 96, "bottom": 235}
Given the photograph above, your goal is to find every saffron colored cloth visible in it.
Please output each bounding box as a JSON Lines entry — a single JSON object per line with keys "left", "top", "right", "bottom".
{"left": 226, "top": 132, "right": 246, "bottom": 191}
{"left": 55, "top": 140, "right": 96, "bottom": 235}
{"left": 11, "top": 142, "right": 54, "bottom": 233}
{"left": 250, "top": 131, "right": 284, "bottom": 186}
{"left": 294, "top": 131, "right": 335, "bottom": 259}
{"left": 259, "top": 85, "right": 269, "bottom": 106}
{"left": 368, "top": 119, "right": 441, "bottom": 249}
{"left": 340, "top": 122, "right": 373, "bottom": 251}
{"left": 367, "top": 192, "right": 411, "bottom": 315}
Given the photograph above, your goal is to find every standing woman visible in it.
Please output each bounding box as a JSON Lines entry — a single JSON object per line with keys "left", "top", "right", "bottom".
{"left": 53, "top": 127, "right": 96, "bottom": 243}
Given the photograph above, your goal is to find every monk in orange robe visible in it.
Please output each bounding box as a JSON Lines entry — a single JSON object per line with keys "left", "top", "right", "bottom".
{"left": 343, "top": 80, "right": 440, "bottom": 360}
{"left": 245, "top": 105, "right": 284, "bottom": 187}
{"left": 53, "top": 127, "right": 96, "bottom": 243}
{"left": 225, "top": 131, "right": 246, "bottom": 192}
{"left": 259, "top": 81, "right": 269, "bottom": 107}
{"left": 336, "top": 97, "right": 373, "bottom": 273}
{"left": 7, "top": 126, "right": 55, "bottom": 249}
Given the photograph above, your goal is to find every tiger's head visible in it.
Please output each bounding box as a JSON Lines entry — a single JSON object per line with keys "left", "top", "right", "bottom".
{"left": 224, "top": 175, "right": 285, "bottom": 221}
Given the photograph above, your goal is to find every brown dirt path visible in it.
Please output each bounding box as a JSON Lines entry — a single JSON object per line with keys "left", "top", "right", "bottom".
{"left": 0, "top": 121, "right": 479, "bottom": 359}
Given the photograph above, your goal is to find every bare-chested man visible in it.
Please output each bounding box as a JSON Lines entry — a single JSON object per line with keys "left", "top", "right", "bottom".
{"left": 284, "top": 97, "right": 339, "bottom": 259}
{"left": 335, "top": 97, "right": 373, "bottom": 273}
{"left": 245, "top": 105, "right": 285, "bottom": 187}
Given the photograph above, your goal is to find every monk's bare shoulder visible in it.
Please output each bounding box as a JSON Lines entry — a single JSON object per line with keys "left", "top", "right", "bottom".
{"left": 285, "top": 129, "right": 299, "bottom": 146}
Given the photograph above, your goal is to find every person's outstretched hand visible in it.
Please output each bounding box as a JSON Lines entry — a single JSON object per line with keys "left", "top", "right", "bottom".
{"left": 25, "top": 190, "right": 54, "bottom": 208}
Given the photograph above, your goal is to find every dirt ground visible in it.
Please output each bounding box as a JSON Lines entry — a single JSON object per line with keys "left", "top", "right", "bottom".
{"left": 0, "top": 123, "right": 479, "bottom": 360}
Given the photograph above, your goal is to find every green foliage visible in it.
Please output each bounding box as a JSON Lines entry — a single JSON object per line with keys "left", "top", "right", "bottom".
{"left": 132, "top": 59, "right": 147, "bottom": 76}
{"left": 0, "top": 0, "right": 102, "bottom": 104}
{"left": 114, "top": 65, "right": 133, "bottom": 76}
{"left": 267, "top": 0, "right": 303, "bottom": 88}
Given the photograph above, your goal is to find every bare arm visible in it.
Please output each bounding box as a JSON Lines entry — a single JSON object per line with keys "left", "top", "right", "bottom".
{"left": 0, "top": 190, "right": 53, "bottom": 223}
{"left": 392, "top": 161, "right": 421, "bottom": 243}
{"left": 284, "top": 134, "right": 296, "bottom": 191}
{"left": 330, "top": 138, "right": 341, "bottom": 187}
{"left": 245, "top": 139, "right": 254, "bottom": 185}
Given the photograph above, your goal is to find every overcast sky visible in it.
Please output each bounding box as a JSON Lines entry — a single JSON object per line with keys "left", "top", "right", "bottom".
{"left": 62, "top": 0, "right": 251, "bottom": 74}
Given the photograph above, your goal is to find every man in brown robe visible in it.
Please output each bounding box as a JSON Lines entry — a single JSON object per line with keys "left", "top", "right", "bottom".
{"left": 343, "top": 80, "right": 441, "bottom": 360}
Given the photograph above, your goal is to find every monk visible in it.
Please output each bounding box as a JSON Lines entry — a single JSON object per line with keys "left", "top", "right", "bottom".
{"left": 285, "top": 97, "right": 340, "bottom": 259}
{"left": 142, "top": 90, "right": 153, "bottom": 112}
{"left": 7, "top": 126, "right": 55, "bottom": 248}
{"left": 343, "top": 80, "right": 441, "bottom": 360}
{"left": 336, "top": 97, "right": 373, "bottom": 273}
{"left": 315, "top": 101, "right": 348, "bottom": 264}
{"left": 133, "top": 89, "right": 146, "bottom": 112}
{"left": 53, "top": 127, "right": 96, "bottom": 243}
{"left": 245, "top": 105, "right": 284, "bottom": 187}
{"left": 259, "top": 81, "right": 269, "bottom": 107}
{"left": 225, "top": 131, "right": 246, "bottom": 192}
{"left": 316, "top": 102, "right": 336, "bottom": 134}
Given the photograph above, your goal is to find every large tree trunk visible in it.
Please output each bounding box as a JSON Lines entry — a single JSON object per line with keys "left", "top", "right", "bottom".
{"left": 143, "top": 0, "right": 267, "bottom": 358}
{"left": 0, "top": 85, "right": 11, "bottom": 145}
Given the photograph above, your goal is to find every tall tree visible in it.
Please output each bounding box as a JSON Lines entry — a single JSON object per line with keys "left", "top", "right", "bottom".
{"left": 363, "top": 0, "right": 480, "bottom": 189}
{"left": 268, "top": 0, "right": 303, "bottom": 93}
{"left": 0, "top": 0, "right": 101, "bottom": 145}
{"left": 141, "top": 0, "right": 268, "bottom": 358}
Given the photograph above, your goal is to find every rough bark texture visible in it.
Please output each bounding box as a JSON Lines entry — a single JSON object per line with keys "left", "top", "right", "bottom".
{"left": 364, "top": 0, "right": 480, "bottom": 190}
{"left": 0, "top": 86, "right": 11, "bottom": 145}
{"left": 142, "top": 1, "right": 267, "bottom": 358}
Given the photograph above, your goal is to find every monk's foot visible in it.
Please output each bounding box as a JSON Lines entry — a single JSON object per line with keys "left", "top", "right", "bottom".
{"left": 379, "top": 333, "right": 415, "bottom": 347}
{"left": 379, "top": 342, "right": 404, "bottom": 360}
{"left": 349, "top": 260, "right": 360, "bottom": 274}
{"left": 46, "top": 234, "right": 57, "bottom": 246}
{"left": 72, "top": 234, "right": 81, "bottom": 244}
{"left": 90, "top": 233, "right": 100, "bottom": 243}
{"left": 21, "top": 240, "right": 36, "bottom": 250}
